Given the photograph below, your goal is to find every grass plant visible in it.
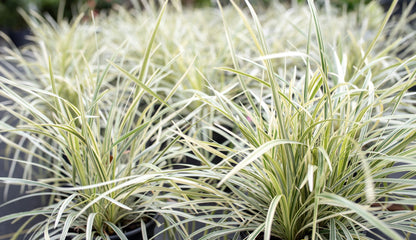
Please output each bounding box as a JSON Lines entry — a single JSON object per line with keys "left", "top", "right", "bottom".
{"left": 0, "top": 2, "right": 221, "bottom": 239}
{"left": 187, "top": 0, "right": 416, "bottom": 239}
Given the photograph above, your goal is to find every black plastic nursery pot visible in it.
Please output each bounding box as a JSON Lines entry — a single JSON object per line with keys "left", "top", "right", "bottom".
{"left": 7, "top": 29, "right": 32, "bottom": 47}
{"left": 0, "top": 123, "right": 49, "bottom": 239}
{"left": 0, "top": 28, "right": 32, "bottom": 47}
{"left": 66, "top": 217, "right": 157, "bottom": 240}
{"left": 109, "top": 218, "right": 156, "bottom": 240}
{"left": 240, "top": 231, "right": 281, "bottom": 240}
{"left": 0, "top": 186, "right": 48, "bottom": 240}
{"left": 174, "top": 124, "right": 234, "bottom": 169}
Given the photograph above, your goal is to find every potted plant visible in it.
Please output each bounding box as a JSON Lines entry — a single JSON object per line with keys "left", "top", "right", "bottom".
{"left": 0, "top": 2, "right": 222, "bottom": 239}
{"left": 187, "top": 0, "right": 416, "bottom": 239}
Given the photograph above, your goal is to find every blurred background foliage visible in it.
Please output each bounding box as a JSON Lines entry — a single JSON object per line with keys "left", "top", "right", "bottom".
{"left": 0, "top": 0, "right": 122, "bottom": 29}
{"left": 0, "top": 1, "right": 409, "bottom": 30}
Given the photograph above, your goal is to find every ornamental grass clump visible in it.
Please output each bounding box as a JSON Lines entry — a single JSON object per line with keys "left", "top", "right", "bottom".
{"left": 0, "top": 2, "right": 218, "bottom": 239}
{"left": 193, "top": 0, "right": 416, "bottom": 239}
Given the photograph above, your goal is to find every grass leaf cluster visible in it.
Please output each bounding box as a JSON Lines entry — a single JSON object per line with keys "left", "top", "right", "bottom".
{"left": 0, "top": 0, "right": 415, "bottom": 239}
